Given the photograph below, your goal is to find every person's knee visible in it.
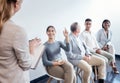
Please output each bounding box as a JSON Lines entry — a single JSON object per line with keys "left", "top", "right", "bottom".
{"left": 84, "top": 66, "right": 92, "bottom": 75}
{"left": 69, "top": 62, "right": 74, "bottom": 68}
{"left": 65, "top": 62, "right": 75, "bottom": 74}
{"left": 101, "top": 58, "right": 105, "bottom": 63}
{"left": 110, "top": 55, "right": 114, "bottom": 60}
{"left": 105, "top": 57, "right": 108, "bottom": 63}
{"left": 101, "top": 56, "right": 108, "bottom": 63}
{"left": 66, "top": 64, "right": 76, "bottom": 80}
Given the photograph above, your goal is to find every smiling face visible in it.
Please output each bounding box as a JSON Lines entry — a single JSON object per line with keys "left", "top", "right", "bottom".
{"left": 103, "top": 21, "right": 110, "bottom": 30}
{"left": 46, "top": 26, "right": 56, "bottom": 39}
{"left": 85, "top": 21, "right": 92, "bottom": 30}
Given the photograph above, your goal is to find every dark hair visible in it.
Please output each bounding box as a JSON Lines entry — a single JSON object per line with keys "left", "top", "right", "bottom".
{"left": 0, "top": 0, "right": 17, "bottom": 34}
{"left": 85, "top": 18, "right": 92, "bottom": 22}
{"left": 46, "top": 25, "right": 56, "bottom": 32}
{"left": 102, "top": 19, "right": 111, "bottom": 28}
{"left": 70, "top": 22, "right": 78, "bottom": 32}
{"left": 7, "top": 0, "right": 17, "bottom": 3}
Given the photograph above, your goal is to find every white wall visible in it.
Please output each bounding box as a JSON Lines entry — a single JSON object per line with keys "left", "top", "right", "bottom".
{"left": 12, "top": 0, "right": 120, "bottom": 80}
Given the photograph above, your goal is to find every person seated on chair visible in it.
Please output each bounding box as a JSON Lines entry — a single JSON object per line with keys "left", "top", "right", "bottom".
{"left": 80, "top": 18, "right": 111, "bottom": 64}
{"left": 65, "top": 22, "right": 106, "bottom": 83}
{"left": 42, "top": 26, "right": 76, "bottom": 83}
{"left": 96, "top": 19, "right": 119, "bottom": 74}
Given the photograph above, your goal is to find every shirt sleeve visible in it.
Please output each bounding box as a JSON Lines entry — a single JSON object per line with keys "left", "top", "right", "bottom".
{"left": 42, "top": 49, "right": 53, "bottom": 66}
{"left": 82, "top": 42, "right": 91, "bottom": 55}
{"left": 59, "top": 41, "right": 70, "bottom": 52}
{"left": 13, "top": 27, "right": 31, "bottom": 71}
{"left": 107, "top": 30, "right": 112, "bottom": 45}
{"left": 96, "top": 30, "right": 103, "bottom": 48}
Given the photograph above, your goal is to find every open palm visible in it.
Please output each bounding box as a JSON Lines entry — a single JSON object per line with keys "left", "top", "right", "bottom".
{"left": 63, "top": 28, "right": 69, "bottom": 37}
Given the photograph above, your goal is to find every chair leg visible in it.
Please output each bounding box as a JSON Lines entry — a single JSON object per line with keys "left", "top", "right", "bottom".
{"left": 47, "top": 77, "right": 53, "bottom": 83}
{"left": 94, "top": 66, "right": 98, "bottom": 81}
{"left": 78, "top": 74, "right": 82, "bottom": 83}
{"left": 76, "top": 69, "right": 82, "bottom": 83}
{"left": 90, "top": 76, "right": 94, "bottom": 83}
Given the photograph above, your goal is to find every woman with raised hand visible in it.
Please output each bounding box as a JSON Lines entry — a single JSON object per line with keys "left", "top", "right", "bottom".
{"left": 42, "top": 26, "right": 76, "bottom": 83}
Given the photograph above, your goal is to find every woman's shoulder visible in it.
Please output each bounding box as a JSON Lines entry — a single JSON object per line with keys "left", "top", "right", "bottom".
{"left": 97, "top": 28, "right": 103, "bottom": 34}
{"left": 98, "top": 28, "right": 103, "bottom": 32}
{"left": 5, "top": 20, "right": 25, "bottom": 33}
{"left": 56, "top": 40, "right": 63, "bottom": 44}
{"left": 43, "top": 42, "right": 48, "bottom": 46}
{"left": 2, "top": 20, "right": 27, "bottom": 39}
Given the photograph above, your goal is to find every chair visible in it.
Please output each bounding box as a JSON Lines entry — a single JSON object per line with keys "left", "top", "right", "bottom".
{"left": 44, "top": 66, "right": 64, "bottom": 83}
{"left": 74, "top": 66, "right": 82, "bottom": 83}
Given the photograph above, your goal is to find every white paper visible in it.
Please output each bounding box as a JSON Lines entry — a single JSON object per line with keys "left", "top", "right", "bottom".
{"left": 31, "top": 45, "right": 45, "bottom": 69}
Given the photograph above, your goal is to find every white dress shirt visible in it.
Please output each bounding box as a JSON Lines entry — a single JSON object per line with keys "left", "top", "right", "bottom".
{"left": 80, "top": 30, "right": 100, "bottom": 52}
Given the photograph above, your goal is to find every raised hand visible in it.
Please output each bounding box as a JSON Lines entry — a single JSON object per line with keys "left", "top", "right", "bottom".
{"left": 63, "top": 28, "right": 69, "bottom": 43}
{"left": 63, "top": 28, "right": 69, "bottom": 38}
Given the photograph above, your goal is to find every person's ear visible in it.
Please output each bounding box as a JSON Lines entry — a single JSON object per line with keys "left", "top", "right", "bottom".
{"left": 14, "top": 1, "right": 18, "bottom": 8}
{"left": 14, "top": 1, "right": 21, "bottom": 12}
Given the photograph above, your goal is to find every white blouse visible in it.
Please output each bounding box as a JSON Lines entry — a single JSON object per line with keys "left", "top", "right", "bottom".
{"left": 97, "top": 28, "right": 112, "bottom": 48}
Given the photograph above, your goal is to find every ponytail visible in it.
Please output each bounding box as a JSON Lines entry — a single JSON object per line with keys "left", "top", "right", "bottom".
{"left": 0, "top": 0, "right": 17, "bottom": 34}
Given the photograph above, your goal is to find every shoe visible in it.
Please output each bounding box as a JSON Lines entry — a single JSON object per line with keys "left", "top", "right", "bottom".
{"left": 110, "top": 62, "right": 119, "bottom": 74}
{"left": 98, "top": 79, "right": 105, "bottom": 83}
{"left": 112, "top": 67, "right": 119, "bottom": 74}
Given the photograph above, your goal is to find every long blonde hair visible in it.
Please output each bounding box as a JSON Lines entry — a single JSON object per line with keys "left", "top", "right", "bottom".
{"left": 0, "top": 0, "right": 17, "bottom": 34}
